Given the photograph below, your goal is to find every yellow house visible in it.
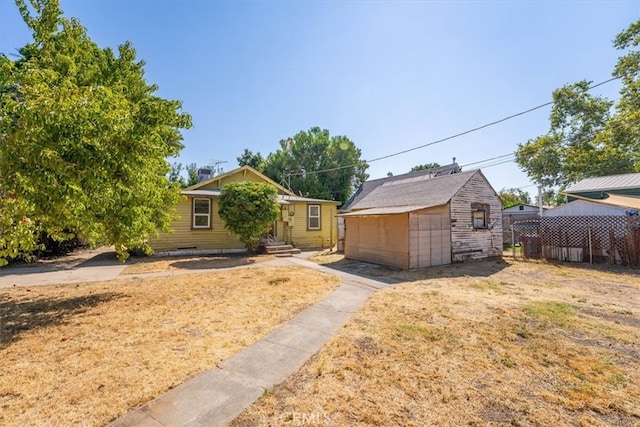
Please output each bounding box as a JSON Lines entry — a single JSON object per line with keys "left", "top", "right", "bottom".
{"left": 149, "top": 166, "right": 340, "bottom": 254}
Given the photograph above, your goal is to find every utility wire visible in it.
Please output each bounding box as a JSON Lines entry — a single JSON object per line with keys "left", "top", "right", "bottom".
{"left": 286, "top": 77, "right": 619, "bottom": 178}
{"left": 472, "top": 158, "right": 517, "bottom": 169}
{"left": 460, "top": 153, "right": 514, "bottom": 167}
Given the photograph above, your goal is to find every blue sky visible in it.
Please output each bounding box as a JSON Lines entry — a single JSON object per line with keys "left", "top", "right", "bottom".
{"left": 1, "top": 1, "right": 639, "bottom": 199}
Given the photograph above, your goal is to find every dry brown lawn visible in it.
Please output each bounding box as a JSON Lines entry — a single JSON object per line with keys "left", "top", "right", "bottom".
{"left": 232, "top": 258, "right": 640, "bottom": 426}
{"left": 121, "top": 254, "right": 275, "bottom": 275}
{"left": 0, "top": 265, "right": 339, "bottom": 426}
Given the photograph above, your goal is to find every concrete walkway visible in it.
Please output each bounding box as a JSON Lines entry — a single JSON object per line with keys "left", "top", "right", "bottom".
{"left": 107, "top": 256, "right": 389, "bottom": 427}
{"left": 1, "top": 253, "right": 390, "bottom": 426}
{"left": 0, "top": 262, "right": 128, "bottom": 288}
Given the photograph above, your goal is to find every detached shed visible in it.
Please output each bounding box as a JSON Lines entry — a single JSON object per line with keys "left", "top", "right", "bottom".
{"left": 340, "top": 169, "right": 502, "bottom": 269}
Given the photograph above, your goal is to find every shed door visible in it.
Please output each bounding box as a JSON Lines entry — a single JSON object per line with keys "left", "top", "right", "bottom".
{"left": 416, "top": 213, "right": 451, "bottom": 268}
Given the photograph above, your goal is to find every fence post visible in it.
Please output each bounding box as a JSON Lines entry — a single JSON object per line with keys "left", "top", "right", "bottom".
{"left": 588, "top": 227, "right": 593, "bottom": 264}
{"left": 511, "top": 225, "right": 516, "bottom": 258}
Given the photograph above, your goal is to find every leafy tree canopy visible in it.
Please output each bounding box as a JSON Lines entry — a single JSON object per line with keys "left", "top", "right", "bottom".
{"left": 498, "top": 187, "right": 532, "bottom": 208}
{"left": 410, "top": 162, "right": 441, "bottom": 172}
{"left": 168, "top": 162, "right": 187, "bottom": 188}
{"left": 515, "top": 19, "right": 640, "bottom": 190}
{"left": 0, "top": 0, "right": 192, "bottom": 263}
{"left": 237, "top": 148, "right": 266, "bottom": 171}
{"left": 0, "top": 195, "right": 42, "bottom": 266}
{"left": 185, "top": 162, "right": 198, "bottom": 187}
{"left": 217, "top": 181, "right": 280, "bottom": 251}
{"left": 259, "top": 127, "right": 369, "bottom": 204}
{"left": 168, "top": 162, "right": 198, "bottom": 188}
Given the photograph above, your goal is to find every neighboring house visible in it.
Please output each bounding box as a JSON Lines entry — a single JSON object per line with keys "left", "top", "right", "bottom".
{"left": 149, "top": 166, "right": 340, "bottom": 253}
{"left": 516, "top": 181, "right": 640, "bottom": 266}
{"left": 503, "top": 204, "right": 542, "bottom": 217}
{"left": 543, "top": 199, "right": 632, "bottom": 217}
{"left": 339, "top": 169, "right": 502, "bottom": 269}
{"left": 564, "top": 172, "right": 640, "bottom": 201}
{"left": 502, "top": 204, "right": 545, "bottom": 249}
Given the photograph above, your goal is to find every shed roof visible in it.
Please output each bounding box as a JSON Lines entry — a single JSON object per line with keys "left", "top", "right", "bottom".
{"left": 564, "top": 172, "right": 640, "bottom": 193}
{"left": 346, "top": 169, "right": 478, "bottom": 211}
{"left": 340, "top": 162, "right": 460, "bottom": 211}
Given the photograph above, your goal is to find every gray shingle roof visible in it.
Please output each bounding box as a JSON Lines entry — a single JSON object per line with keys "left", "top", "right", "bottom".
{"left": 565, "top": 172, "right": 640, "bottom": 193}
{"left": 341, "top": 162, "right": 461, "bottom": 211}
{"left": 347, "top": 169, "right": 478, "bottom": 211}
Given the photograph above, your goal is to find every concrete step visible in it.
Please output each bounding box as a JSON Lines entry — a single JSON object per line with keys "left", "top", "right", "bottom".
{"left": 260, "top": 243, "right": 301, "bottom": 255}
{"left": 265, "top": 247, "right": 302, "bottom": 255}
{"left": 265, "top": 244, "right": 294, "bottom": 251}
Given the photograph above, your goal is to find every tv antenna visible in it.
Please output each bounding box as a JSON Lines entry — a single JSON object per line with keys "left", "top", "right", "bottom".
{"left": 207, "top": 159, "right": 228, "bottom": 176}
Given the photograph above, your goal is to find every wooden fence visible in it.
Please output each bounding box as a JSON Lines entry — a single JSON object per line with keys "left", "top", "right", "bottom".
{"left": 510, "top": 215, "right": 640, "bottom": 267}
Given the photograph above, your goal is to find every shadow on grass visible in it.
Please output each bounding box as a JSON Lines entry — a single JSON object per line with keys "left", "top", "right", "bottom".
{"left": 0, "top": 292, "right": 126, "bottom": 348}
{"left": 315, "top": 257, "right": 511, "bottom": 285}
{"left": 168, "top": 256, "right": 259, "bottom": 270}
{"left": 75, "top": 251, "right": 121, "bottom": 267}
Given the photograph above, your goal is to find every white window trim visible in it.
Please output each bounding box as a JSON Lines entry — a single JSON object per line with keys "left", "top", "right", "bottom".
{"left": 193, "top": 198, "right": 211, "bottom": 229}
{"left": 307, "top": 204, "right": 321, "bottom": 230}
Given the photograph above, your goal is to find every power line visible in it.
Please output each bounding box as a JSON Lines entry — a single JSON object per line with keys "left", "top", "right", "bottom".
{"left": 286, "top": 77, "right": 619, "bottom": 178}
{"left": 461, "top": 153, "right": 514, "bottom": 168}
{"left": 476, "top": 158, "right": 517, "bottom": 169}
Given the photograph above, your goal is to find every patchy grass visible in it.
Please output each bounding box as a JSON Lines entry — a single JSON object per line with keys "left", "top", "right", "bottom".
{"left": 121, "top": 254, "right": 275, "bottom": 274}
{"left": 0, "top": 266, "right": 339, "bottom": 426}
{"left": 231, "top": 259, "right": 640, "bottom": 426}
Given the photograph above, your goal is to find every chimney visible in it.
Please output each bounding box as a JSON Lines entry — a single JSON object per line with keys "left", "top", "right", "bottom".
{"left": 451, "top": 157, "right": 460, "bottom": 174}
{"left": 197, "top": 168, "right": 212, "bottom": 183}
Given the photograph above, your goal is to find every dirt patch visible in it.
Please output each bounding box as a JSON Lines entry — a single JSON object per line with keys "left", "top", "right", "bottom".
{"left": 0, "top": 266, "right": 339, "bottom": 426}
{"left": 231, "top": 258, "right": 640, "bottom": 426}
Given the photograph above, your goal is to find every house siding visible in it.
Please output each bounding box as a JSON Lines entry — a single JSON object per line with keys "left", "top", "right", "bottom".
{"left": 449, "top": 173, "right": 503, "bottom": 261}
{"left": 344, "top": 214, "right": 409, "bottom": 269}
{"left": 288, "top": 203, "right": 337, "bottom": 248}
{"left": 148, "top": 197, "right": 245, "bottom": 252}
{"left": 543, "top": 200, "right": 628, "bottom": 217}
{"left": 198, "top": 170, "right": 265, "bottom": 191}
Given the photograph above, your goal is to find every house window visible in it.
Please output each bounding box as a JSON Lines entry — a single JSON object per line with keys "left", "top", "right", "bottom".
{"left": 308, "top": 204, "right": 321, "bottom": 230}
{"left": 193, "top": 198, "right": 211, "bottom": 229}
{"left": 519, "top": 205, "right": 524, "bottom": 211}
{"left": 471, "top": 202, "right": 490, "bottom": 229}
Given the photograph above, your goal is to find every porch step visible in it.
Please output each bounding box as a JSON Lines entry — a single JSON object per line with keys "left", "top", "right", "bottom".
{"left": 263, "top": 244, "right": 301, "bottom": 255}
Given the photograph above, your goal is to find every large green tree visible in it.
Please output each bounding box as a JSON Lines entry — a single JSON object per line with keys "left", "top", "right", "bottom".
{"left": 0, "top": 195, "right": 42, "bottom": 265}
{"left": 218, "top": 181, "right": 280, "bottom": 251}
{"left": 260, "top": 127, "right": 369, "bottom": 204}
{"left": 237, "top": 148, "right": 266, "bottom": 171}
{"left": 0, "top": 0, "right": 192, "bottom": 263}
{"left": 185, "top": 162, "right": 198, "bottom": 187}
{"left": 498, "top": 187, "right": 532, "bottom": 208}
{"left": 168, "top": 162, "right": 187, "bottom": 188}
{"left": 515, "top": 19, "right": 640, "bottom": 189}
